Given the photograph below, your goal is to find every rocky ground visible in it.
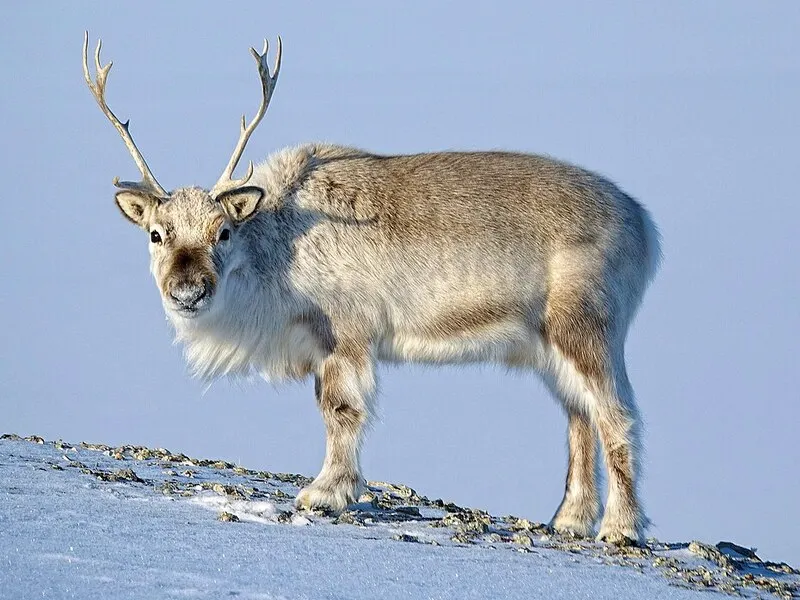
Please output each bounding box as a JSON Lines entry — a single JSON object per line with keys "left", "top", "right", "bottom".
{"left": 2, "top": 433, "right": 797, "bottom": 599}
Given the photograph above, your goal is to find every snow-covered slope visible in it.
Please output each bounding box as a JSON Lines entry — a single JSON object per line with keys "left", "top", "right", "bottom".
{"left": 0, "top": 435, "right": 796, "bottom": 600}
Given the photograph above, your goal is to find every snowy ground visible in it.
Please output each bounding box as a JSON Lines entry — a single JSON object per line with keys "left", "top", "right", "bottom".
{"left": 0, "top": 435, "right": 796, "bottom": 600}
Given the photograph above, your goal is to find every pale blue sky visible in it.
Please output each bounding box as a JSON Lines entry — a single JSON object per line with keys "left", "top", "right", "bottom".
{"left": 1, "top": 2, "right": 798, "bottom": 564}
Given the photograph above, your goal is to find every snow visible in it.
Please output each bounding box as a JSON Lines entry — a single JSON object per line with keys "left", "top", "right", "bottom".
{"left": 0, "top": 436, "right": 795, "bottom": 600}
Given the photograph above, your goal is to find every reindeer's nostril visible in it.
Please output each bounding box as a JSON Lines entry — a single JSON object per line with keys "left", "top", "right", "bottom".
{"left": 170, "top": 283, "right": 208, "bottom": 309}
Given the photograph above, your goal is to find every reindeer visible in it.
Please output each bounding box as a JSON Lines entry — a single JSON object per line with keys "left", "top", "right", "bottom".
{"left": 83, "top": 33, "right": 661, "bottom": 545}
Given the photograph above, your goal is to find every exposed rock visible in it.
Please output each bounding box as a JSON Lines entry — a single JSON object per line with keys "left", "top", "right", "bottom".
{"left": 391, "top": 533, "right": 420, "bottom": 543}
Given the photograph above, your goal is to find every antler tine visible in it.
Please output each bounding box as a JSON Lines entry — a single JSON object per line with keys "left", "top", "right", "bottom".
{"left": 210, "top": 36, "right": 282, "bottom": 198}
{"left": 82, "top": 32, "right": 168, "bottom": 198}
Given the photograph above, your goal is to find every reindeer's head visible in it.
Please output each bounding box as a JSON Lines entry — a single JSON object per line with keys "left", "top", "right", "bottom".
{"left": 82, "top": 33, "right": 280, "bottom": 318}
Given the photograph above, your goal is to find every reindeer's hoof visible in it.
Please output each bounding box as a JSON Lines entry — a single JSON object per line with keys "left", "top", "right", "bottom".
{"left": 596, "top": 524, "right": 643, "bottom": 546}
{"left": 294, "top": 473, "right": 362, "bottom": 513}
{"left": 551, "top": 516, "right": 595, "bottom": 539}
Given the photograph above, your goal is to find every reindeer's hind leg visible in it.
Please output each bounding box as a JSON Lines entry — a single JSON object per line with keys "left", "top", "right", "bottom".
{"left": 591, "top": 360, "right": 646, "bottom": 544}
{"left": 544, "top": 292, "right": 646, "bottom": 545}
{"left": 549, "top": 404, "right": 601, "bottom": 537}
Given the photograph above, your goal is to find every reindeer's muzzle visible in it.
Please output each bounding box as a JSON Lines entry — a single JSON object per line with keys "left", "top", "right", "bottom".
{"left": 162, "top": 247, "right": 218, "bottom": 316}
{"left": 169, "top": 278, "right": 213, "bottom": 312}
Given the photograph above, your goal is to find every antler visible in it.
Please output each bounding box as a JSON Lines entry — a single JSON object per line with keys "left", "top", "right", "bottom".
{"left": 210, "top": 37, "right": 282, "bottom": 199}
{"left": 82, "top": 32, "right": 168, "bottom": 198}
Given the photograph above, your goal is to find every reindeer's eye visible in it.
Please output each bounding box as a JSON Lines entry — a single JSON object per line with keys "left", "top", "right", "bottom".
{"left": 150, "top": 230, "right": 162, "bottom": 244}
{"left": 219, "top": 228, "right": 230, "bottom": 242}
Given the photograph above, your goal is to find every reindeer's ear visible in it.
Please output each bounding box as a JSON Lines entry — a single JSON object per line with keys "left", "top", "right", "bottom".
{"left": 115, "top": 191, "right": 159, "bottom": 228}
{"left": 217, "top": 186, "right": 264, "bottom": 224}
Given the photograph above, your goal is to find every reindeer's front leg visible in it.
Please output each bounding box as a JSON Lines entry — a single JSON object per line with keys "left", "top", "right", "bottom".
{"left": 295, "top": 340, "right": 374, "bottom": 512}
